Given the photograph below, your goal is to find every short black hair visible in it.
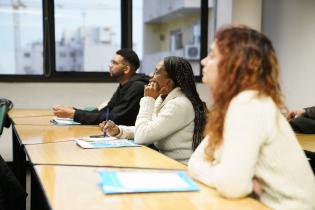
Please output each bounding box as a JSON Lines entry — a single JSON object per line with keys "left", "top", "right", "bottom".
{"left": 116, "top": 48, "right": 140, "bottom": 71}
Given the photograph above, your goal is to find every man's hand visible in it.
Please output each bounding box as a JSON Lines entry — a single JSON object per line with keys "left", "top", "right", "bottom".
{"left": 287, "top": 109, "right": 305, "bottom": 120}
{"left": 52, "top": 105, "right": 75, "bottom": 118}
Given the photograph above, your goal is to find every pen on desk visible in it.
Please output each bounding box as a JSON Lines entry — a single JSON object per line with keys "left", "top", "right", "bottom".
{"left": 89, "top": 134, "right": 106, "bottom": 138}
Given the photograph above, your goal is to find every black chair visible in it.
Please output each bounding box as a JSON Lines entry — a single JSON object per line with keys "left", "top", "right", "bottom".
{"left": 305, "top": 151, "right": 315, "bottom": 176}
{"left": 0, "top": 98, "right": 27, "bottom": 210}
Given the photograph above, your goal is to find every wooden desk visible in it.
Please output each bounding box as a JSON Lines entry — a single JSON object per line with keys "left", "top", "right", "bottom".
{"left": 15, "top": 125, "right": 101, "bottom": 145}
{"left": 12, "top": 115, "right": 54, "bottom": 125}
{"left": 10, "top": 112, "right": 270, "bottom": 210}
{"left": 8, "top": 108, "right": 53, "bottom": 118}
{"left": 25, "top": 141, "right": 186, "bottom": 170}
{"left": 11, "top": 124, "right": 101, "bottom": 186}
{"left": 10, "top": 117, "right": 100, "bottom": 192}
{"left": 296, "top": 134, "right": 315, "bottom": 153}
{"left": 33, "top": 165, "right": 269, "bottom": 210}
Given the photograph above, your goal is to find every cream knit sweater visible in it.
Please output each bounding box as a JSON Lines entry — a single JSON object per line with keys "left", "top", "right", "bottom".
{"left": 116, "top": 87, "right": 195, "bottom": 164}
{"left": 188, "top": 90, "right": 315, "bottom": 210}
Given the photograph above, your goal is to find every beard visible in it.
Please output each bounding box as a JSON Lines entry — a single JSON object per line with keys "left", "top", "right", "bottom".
{"left": 110, "top": 69, "right": 125, "bottom": 79}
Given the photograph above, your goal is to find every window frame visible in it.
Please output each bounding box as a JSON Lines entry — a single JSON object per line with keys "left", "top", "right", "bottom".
{"left": 0, "top": 0, "right": 211, "bottom": 82}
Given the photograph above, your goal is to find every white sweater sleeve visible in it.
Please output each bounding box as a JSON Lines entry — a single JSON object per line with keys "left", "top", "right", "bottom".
{"left": 115, "top": 125, "right": 135, "bottom": 139}
{"left": 188, "top": 138, "right": 218, "bottom": 187}
{"left": 134, "top": 96, "right": 194, "bottom": 145}
{"left": 189, "top": 96, "right": 267, "bottom": 198}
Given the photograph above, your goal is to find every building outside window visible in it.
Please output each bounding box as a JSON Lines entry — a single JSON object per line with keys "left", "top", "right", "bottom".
{"left": 54, "top": 0, "right": 121, "bottom": 72}
{"left": 141, "top": 0, "right": 215, "bottom": 76}
{"left": 0, "top": 0, "right": 43, "bottom": 75}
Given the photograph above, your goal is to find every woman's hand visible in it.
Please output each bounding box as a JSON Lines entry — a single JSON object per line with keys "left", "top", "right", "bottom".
{"left": 52, "top": 105, "right": 75, "bottom": 118}
{"left": 144, "top": 81, "right": 160, "bottom": 99}
{"left": 252, "top": 178, "right": 262, "bottom": 197}
{"left": 144, "top": 81, "right": 166, "bottom": 99}
{"left": 102, "top": 120, "right": 120, "bottom": 136}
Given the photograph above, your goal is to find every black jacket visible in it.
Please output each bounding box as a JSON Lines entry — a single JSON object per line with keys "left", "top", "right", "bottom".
{"left": 290, "top": 106, "right": 315, "bottom": 134}
{"left": 74, "top": 74, "right": 149, "bottom": 125}
{"left": 304, "top": 106, "right": 315, "bottom": 119}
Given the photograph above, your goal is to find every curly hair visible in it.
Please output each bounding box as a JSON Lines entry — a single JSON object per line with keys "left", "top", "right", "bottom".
{"left": 205, "top": 25, "right": 284, "bottom": 161}
{"left": 164, "top": 56, "right": 207, "bottom": 150}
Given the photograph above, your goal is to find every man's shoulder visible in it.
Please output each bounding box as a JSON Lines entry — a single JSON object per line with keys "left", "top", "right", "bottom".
{"left": 131, "top": 80, "right": 147, "bottom": 86}
{"left": 127, "top": 81, "right": 145, "bottom": 92}
{"left": 127, "top": 76, "right": 148, "bottom": 88}
{"left": 128, "top": 74, "right": 149, "bottom": 84}
{"left": 122, "top": 78, "right": 146, "bottom": 94}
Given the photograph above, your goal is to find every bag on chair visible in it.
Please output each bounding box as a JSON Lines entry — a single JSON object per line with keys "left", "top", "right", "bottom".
{"left": 0, "top": 98, "right": 13, "bottom": 135}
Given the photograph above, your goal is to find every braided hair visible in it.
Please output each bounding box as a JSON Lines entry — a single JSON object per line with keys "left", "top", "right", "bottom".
{"left": 164, "top": 56, "right": 207, "bottom": 150}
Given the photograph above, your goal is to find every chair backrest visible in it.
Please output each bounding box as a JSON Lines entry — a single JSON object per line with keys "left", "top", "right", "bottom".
{"left": 0, "top": 105, "right": 7, "bottom": 135}
{"left": 0, "top": 99, "right": 13, "bottom": 135}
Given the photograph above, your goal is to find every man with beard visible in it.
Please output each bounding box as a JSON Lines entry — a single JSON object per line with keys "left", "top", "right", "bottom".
{"left": 52, "top": 49, "right": 149, "bottom": 126}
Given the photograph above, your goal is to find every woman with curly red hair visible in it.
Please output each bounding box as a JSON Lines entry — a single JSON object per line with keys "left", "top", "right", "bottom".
{"left": 188, "top": 25, "right": 315, "bottom": 210}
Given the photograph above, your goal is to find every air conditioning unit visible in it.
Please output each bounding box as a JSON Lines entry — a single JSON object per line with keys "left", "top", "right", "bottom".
{"left": 184, "top": 45, "right": 200, "bottom": 60}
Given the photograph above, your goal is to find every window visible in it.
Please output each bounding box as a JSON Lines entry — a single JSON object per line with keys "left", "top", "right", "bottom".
{"left": 170, "top": 29, "right": 183, "bottom": 52}
{"left": 54, "top": 0, "right": 121, "bottom": 72}
{"left": 141, "top": 0, "right": 201, "bottom": 75}
{"left": 59, "top": 52, "right": 66, "bottom": 57}
{"left": 1, "top": 0, "right": 215, "bottom": 81}
{"left": 139, "top": 0, "right": 215, "bottom": 76}
{"left": 132, "top": 0, "right": 143, "bottom": 60}
{"left": 0, "top": 0, "right": 43, "bottom": 75}
{"left": 24, "top": 52, "right": 31, "bottom": 58}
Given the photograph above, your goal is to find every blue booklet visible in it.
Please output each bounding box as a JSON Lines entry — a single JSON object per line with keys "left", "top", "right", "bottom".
{"left": 75, "top": 139, "right": 140, "bottom": 149}
{"left": 50, "top": 117, "right": 80, "bottom": 125}
{"left": 98, "top": 170, "right": 199, "bottom": 194}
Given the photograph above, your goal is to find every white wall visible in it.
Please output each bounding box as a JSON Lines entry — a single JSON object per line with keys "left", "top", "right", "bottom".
{"left": 262, "top": 0, "right": 315, "bottom": 109}
{"left": 232, "top": 0, "right": 262, "bottom": 31}
{"left": 216, "top": 0, "right": 262, "bottom": 30}
{"left": 216, "top": 0, "right": 233, "bottom": 28}
{"left": 0, "top": 82, "right": 210, "bottom": 160}
{"left": 217, "top": 0, "right": 315, "bottom": 108}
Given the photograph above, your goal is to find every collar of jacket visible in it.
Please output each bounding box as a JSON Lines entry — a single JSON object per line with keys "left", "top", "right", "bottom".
{"left": 157, "top": 87, "right": 184, "bottom": 108}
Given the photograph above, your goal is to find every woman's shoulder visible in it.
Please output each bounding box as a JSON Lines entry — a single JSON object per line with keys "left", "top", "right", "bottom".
{"left": 230, "top": 90, "right": 275, "bottom": 109}
{"left": 162, "top": 89, "right": 194, "bottom": 117}
{"left": 170, "top": 91, "right": 193, "bottom": 109}
{"left": 227, "top": 90, "right": 278, "bottom": 121}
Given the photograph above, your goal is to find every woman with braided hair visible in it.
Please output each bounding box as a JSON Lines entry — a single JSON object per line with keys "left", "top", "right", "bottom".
{"left": 100, "top": 56, "right": 207, "bottom": 164}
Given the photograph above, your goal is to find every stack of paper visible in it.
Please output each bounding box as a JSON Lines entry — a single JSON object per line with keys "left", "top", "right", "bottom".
{"left": 75, "top": 139, "right": 140, "bottom": 149}
{"left": 50, "top": 117, "right": 80, "bottom": 125}
{"left": 98, "top": 170, "right": 199, "bottom": 194}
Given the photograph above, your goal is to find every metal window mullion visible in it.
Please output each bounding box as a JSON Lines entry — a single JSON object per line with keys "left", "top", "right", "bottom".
{"left": 121, "top": 0, "right": 132, "bottom": 49}
{"left": 200, "top": 0, "right": 209, "bottom": 77}
{"left": 43, "top": 0, "right": 56, "bottom": 78}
